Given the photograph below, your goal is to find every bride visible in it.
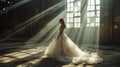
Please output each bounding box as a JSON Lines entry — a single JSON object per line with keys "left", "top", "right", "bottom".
{"left": 44, "top": 19, "right": 102, "bottom": 64}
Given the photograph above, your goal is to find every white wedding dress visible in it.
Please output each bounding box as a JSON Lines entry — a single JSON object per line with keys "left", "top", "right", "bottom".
{"left": 44, "top": 33, "right": 102, "bottom": 64}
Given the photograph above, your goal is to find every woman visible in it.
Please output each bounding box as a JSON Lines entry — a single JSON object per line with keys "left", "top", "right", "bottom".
{"left": 44, "top": 19, "right": 102, "bottom": 64}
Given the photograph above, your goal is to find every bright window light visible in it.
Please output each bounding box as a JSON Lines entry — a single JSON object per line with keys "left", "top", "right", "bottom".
{"left": 96, "top": 6, "right": 100, "bottom": 10}
{"left": 96, "top": 0, "right": 100, "bottom": 4}
{"left": 91, "top": 0, "right": 95, "bottom": 5}
{"left": 96, "top": 18, "right": 100, "bottom": 22}
{"left": 67, "top": 0, "right": 100, "bottom": 28}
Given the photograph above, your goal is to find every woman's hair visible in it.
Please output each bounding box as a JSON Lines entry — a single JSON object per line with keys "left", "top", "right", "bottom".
{"left": 59, "top": 19, "right": 66, "bottom": 28}
{"left": 59, "top": 19, "right": 64, "bottom": 22}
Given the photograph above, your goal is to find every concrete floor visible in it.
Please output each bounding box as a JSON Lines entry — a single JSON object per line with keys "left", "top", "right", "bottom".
{"left": 0, "top": 46, "right": 120, "bottom": 67}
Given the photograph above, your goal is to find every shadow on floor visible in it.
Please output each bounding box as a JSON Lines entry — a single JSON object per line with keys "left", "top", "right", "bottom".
{"left": 33, "top": 58, "right": 69, "bottom": 67}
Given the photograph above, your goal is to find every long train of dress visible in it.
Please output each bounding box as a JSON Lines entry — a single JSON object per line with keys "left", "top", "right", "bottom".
{"left": 44, "top": 33, "right": 102, "bottom": 64}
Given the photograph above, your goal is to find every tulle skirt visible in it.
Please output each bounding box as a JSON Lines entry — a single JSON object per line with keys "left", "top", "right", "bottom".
{"left": 44, "top": 33, "right": 102, "bottom": 64}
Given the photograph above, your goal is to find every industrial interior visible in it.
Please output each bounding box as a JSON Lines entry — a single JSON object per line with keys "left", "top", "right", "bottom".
{"left": 0, "top": 0, "right": 120, "bottom": 67}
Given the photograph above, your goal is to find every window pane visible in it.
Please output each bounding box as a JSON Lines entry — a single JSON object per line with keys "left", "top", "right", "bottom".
{"left": 71, "top": 0, "right": 74, "bottom": 2}
{"left": 88, "top": 0, "right": 91, "bottom": 5}
{"left": 74, "top": 7, "right": 78, "bottom": 12}
{"left": 96, "top": 18, "right": 100, "bottom": 22}
{"left": 74, "top": 18, "right": 77, "bottom": 22}
{"left": 74, "top": 12, "right": 80, "bottom": 16}
{"left": 75, "top": 7, "right": 80, "bottom": 11}
{"left": 96, "top": 6, "right": 100, "bottom": 10}
{"left": 87, "top": 5, "right": 95, "bottom": 11}
{"left": 74, "top": 18, "right": 78, "bottom": 22}
{"left": 87, "top": 6, "right": 91, "bottom": 11}
{"left": 67, "top": 0, "right": 74, "bottom": 3}
{"left": 74, "top": 18, "right": 80, "bottom": 22}
{"left": 67, "top": 3, "right": 71, "bottom": 7}
{"left": 91, "top": 12, "right": 95, "bottom": 17}
{"left": 87, "top": 18, "right": 90, "bottom": 23}
{"left": 77, "top": 1, "right": 81, "bottom": 6}
{"left": 78, "top": 18, "right": 80, "bottom": 22}
{"left": 91, "top": 5, "right": 95, "bottom": 10}
{"left": 70, "top": 3, "right": 73, "bottom": 7}
{"left": 67, "top": 8, "right": 73, "bottom": 11}
{"left": 91, "top": 0, "right": 95, "bottom": 5}
{"left": 67, "top": 13, "right": 73, "bottom": 17}
{"left": 87, "top": 12, "right": 91, "bottom": 17}
{"left": 74, "top": 23, "right": 78, "bottom": 27}
{"left": 96, "top": 0, "right": 100, "bottom": 4}
{"left": 77, "top": 23, "right": 81, "bottom": 27}
{"left": 67, "top": 3, "right": 74, "bottom": 7}
{"left": 67, "top": 0, "right": 70, "bottom": 3}
{"left": 67, "top": 8, "right": 70, "bottom": 11}
{"left": 67, "top": 18, "right": 73, "bottom": 22}
{"left": 78, "top": 7, "right": 80, "bottom": 11}
{"left": 96, "top": 22, "right": 100, "bottom": 26}
{"left": 96, "top": 11, "right": 100, "bottom": 16}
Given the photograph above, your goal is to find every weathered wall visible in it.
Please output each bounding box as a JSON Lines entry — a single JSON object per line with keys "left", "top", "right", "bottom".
{"left": 0, "top": 0, "right": 66, "bottom": 44}
{"left": 100, "top": 0, "right": 112, "bottom": 45}
{"left": 100, "top": 0, "right": 120, "bottom": 47}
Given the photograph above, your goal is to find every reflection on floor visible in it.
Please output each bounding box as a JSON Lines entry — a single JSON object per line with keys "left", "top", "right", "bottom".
{"left": 0, "top": 46, "right": 120, "bottom": 67}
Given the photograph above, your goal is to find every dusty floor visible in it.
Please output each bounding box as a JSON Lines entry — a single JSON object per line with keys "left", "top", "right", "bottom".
{"left": 0, "top": 46, "right": 120, "bottom": 67}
